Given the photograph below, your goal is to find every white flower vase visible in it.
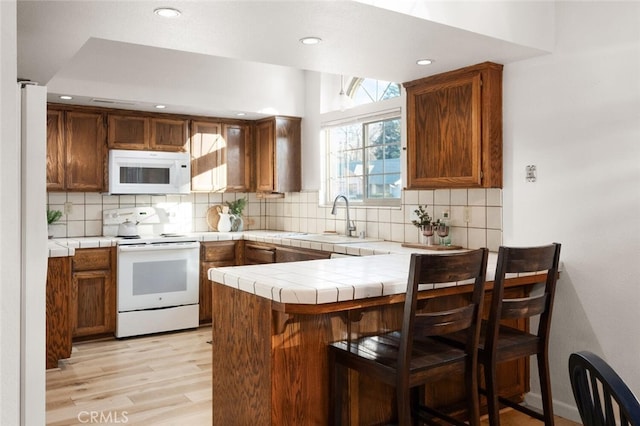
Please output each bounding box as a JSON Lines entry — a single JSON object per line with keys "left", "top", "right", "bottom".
{"left": 217, "top": 213, "right": 232, "bottom": 232}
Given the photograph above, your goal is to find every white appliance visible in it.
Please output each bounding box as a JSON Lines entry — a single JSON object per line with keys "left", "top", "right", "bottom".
{"left": 108, "top": 149, "right": 191, "bottom": 195}
{"left": 103, "top": 207, "right": 199, "bottom": 338}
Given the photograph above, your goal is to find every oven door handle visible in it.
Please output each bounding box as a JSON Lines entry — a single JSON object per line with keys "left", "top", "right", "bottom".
{"left": 118, "top": 242, "right": 200, "bottom": 252}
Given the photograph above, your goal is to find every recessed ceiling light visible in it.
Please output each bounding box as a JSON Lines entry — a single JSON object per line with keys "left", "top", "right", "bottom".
{"left": 236, "top": 112, "right": 246, "bottom": 117}
{"left": 416, "top": 59, "right": 434, "bottom": 66}
{"left": 299, "top": 37, "right": 322, "bottom": 45}
{"left": 59, "top": 95, "right": 73, "bottom": 100}
{"left": 154, "top": 7, "right": 181, "bottom": 18}
{"left": 155, "top": 105, "right": 167, "bottom": 109}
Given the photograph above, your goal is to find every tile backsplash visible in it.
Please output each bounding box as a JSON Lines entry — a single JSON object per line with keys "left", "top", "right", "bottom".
{"left": 47, "top": 188, "right": 502, "bottom": 251}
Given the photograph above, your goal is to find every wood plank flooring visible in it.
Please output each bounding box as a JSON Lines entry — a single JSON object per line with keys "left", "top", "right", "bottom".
{"left": 46, "top": 327, "right": 212, "bottom": 425}
{"left": 47, "top": 326, "right": 580, "bottom": 425}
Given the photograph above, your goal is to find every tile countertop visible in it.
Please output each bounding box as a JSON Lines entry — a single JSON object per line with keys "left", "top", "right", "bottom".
{"left": 208, "top": 252, "right": 502, "bottom": 305}
{"left": 208, "top": 231, "right": 503, "bottom": 305}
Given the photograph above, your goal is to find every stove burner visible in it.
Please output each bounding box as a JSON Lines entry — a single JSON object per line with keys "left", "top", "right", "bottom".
{"left": 118, "top": 235, "right": 141, "bottom": 239}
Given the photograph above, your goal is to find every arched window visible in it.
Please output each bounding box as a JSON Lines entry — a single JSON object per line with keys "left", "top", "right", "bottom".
{"left": 347, "top": 78, "right": 401, "bottom": 106}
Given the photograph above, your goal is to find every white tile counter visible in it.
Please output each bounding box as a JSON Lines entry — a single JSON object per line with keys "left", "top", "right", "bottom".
{"left": 209, "top": 252, "right": 501, "bottom": 305}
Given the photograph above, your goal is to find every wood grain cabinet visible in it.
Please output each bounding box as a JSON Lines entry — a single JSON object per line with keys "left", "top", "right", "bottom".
{"left": 199, "top": 241, "right": 242, "bottom": 323}
{"left": 108, "top": 114, "right": 188, "bottom": 152}
{"left": 275, "top": 246, "right": 332, "bottom": 263}
{"left": 46, "top": 256, "right": 72, "bottom": 369}
{"left": 254, "top": 116, "right": 301, "bottom": 194}
{"left": 46, "top": 106, "right": 106, "bottom": 192}
{"left": 404, "top": 62, "right": 503, "bottom": 189}
{"left": 190, "top": 120, "right": 251, "bottom": 192}
{"left": 71, "top": 248, "right": 116, "bottom": 338}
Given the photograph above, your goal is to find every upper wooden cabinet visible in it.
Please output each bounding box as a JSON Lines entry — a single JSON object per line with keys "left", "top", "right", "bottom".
{"left": 404, "top": 62, "right": 503, "bottom": 189}
{"left": 108, "top": 114, "right": 188, "bottom": 152}
{"left": 46, "top": 106, "right": 106, "bottom": 192}
{"left": 254, "top": 116, "right": 301, "bottom": 194}
{"left": 190, "top": 120, "right": 251, "bottom": 192}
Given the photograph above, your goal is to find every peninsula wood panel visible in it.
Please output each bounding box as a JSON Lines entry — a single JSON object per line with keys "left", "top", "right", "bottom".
{"left": 46, "top": 256, "right": 71, "bottom": 369}
{"left": 210, "top": 277, "right": 535, "bottom": 425}
{"left": 212, "top": 283, "right": 271, "bottom": 425}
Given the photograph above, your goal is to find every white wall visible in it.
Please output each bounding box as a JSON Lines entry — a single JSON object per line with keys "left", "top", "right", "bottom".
{"left": 0, "top": 0, "right": 22, "bottom": 423}
{"left": 503, "top": 1, "right": 640, "bottom": 420}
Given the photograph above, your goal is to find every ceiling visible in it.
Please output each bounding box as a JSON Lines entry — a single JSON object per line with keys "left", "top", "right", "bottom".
{"left": 17, "top": 0, "right": 551, "bottom": 119}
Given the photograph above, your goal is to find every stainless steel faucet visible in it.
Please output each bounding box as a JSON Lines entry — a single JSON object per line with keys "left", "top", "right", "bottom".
{"left": 331, "top": 195, "right": 356, "bottom": 237}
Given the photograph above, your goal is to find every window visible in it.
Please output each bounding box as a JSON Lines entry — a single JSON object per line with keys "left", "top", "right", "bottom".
{"left": 324, "top": 113, "right": 402, "bottom": 205}
{"left": 349, "top": 78, "right": 401, "bottom": 106}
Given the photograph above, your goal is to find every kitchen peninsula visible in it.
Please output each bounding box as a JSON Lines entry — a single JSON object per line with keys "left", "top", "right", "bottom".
{"left": 208, "top": 246, "right": 549, "bottom": 425}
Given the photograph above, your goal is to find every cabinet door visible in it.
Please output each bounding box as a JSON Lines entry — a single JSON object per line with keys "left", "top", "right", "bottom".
{"left": 150, "top": 117, "right": 188, "bottom": 152}
{"left": 407, "top": 72, "right": 482, "bottom": 188}
{"left": 200, "top": 241, "right": 240, "bottom": 323}
{"left": 274, "top": 117, "right": 301, "bottom": 193}
{"left": 255, "top": 119, "right": 275, "bottom": 192}
{"left": 405, "top": 62, "right": 503, "bottom": 189}
{"left": 65, "top": 111, "right": 106, "bottom": 191}
{"left": 244, "top": 242, "right": 276, "bottom": 265}
{"left": 108, "top": 114, "right": 149, "bottom": 150}
{"left": 190, "top": 120, "right": 223, "bottom": 191}
{"left": 71, "top": 269, "right": 115, "bottom": 337}
{"left": 223, "top": 123, "right": 250, "bottom": 192}
{"left": 46, "top": 109, "right": 65, "bottom": 191}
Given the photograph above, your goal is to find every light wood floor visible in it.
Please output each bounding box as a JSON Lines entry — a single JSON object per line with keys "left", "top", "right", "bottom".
{"left": 47, "top": 326, "right": 580, "bottom": 425}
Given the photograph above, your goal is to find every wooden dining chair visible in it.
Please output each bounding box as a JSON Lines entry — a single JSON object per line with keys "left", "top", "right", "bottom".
{"left": 440, "top": 243, "right": 562, "bottom": 426}
{"left": 328, "top": 248, "right": 489, "bottom": 426}
{"left": 569, "top": 351, "right": 640, "bottom": 426}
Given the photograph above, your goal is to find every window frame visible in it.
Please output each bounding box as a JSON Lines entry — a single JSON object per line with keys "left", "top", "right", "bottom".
{"left": 322, "top": 108, "right": 403, "bottom": 207}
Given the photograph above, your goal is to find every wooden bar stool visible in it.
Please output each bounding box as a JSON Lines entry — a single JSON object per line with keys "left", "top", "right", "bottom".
{"left": 441, "top": 243, "right": 561, "bottom": 426}
{"left": 328, "top": 248, "right": 489, "bottom": 426}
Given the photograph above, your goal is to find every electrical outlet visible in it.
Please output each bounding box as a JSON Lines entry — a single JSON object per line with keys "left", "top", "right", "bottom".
{"left": 442, "top": 210, "right": 450, "bottom": 220}
{"left": 64, "top": 201, "right": 73, "bottom": 215}
{"left": 463, "top": 207, "right": 471, "bottom": 223}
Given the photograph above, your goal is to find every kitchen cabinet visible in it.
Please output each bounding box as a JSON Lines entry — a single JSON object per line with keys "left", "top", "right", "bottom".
{"left": 71, "top": 247, "right": 116, "bottom": 338}
{"left": 274, "top": 246, "right": 332, "bottom": 263}
{"left": 46, "top": 256, "right": 72, "bottom": 369}
{"left": 108, "top": 113, "right": 188, "bottom": 152}
{"left": 46, "top": 109, "right": 65, "bottom": 191}
{"left": 199, "top": 241, "right": 242, "bottom": 323}
{"left": 46, "top": 106, "right": 106, "bottom": 192}
{"left": 244, "top": 242, "right": 276, "bottom": 265}
{"left": 190, "top": 120, "right": 251, "bottom": 192}
{"left": 254, "top": 116, "right": 301, "bottom": 194}
{"left": 404, "top": 62, "right": 503, "bottom": 189}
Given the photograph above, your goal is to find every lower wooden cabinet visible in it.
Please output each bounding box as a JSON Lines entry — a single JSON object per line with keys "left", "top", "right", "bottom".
{"left": 199, "top": 241, "right": 242, "bottom": 323}
{"left": 46, "top": 256, "right": 72, "bottom": 369}
{"left": 71, "top": 248, "right": 116, "bottom": 338}
{"left": 275, "top": 245, "right": 332, "bottom": 262}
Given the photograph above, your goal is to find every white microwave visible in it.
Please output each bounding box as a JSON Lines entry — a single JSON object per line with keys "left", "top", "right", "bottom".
{"left": 108, "top": 149, "right": 191, "bottom": 195}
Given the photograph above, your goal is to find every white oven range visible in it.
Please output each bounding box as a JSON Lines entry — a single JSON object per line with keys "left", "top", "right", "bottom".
{"left": 103, "top": 207, "right": 200, "bottom": 338}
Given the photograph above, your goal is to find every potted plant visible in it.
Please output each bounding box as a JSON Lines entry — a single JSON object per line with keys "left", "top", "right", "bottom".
{"left": 411, "top": 205, "right": 436, "bottom": 245}
{"left": 47, "top": 208, "right": 63, "bottom": 239}
{"left": 225, "top": 197, "right": 247, "bottom": 232}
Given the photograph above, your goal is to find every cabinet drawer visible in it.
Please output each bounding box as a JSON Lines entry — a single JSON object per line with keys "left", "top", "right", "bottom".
{"left": 244, "top": 243, "right": 275, "bottom": 265}
{"left": 72, "top": 248, "right": 113, "bottom": 271}
{"left": 275, "top": 246, "right": 331, "bottom": 263}
{"left": 202, "top": 241, "right": 237, "bottom": 263}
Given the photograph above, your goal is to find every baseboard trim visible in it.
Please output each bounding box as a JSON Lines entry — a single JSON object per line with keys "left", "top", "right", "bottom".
{"left": 524, "top": 392, "right": 582, "bottom": 423}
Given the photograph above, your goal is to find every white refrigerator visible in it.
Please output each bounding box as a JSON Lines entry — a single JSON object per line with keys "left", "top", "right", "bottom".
{"left": 18, "top": 83, "right": 47, "bottom": 425}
